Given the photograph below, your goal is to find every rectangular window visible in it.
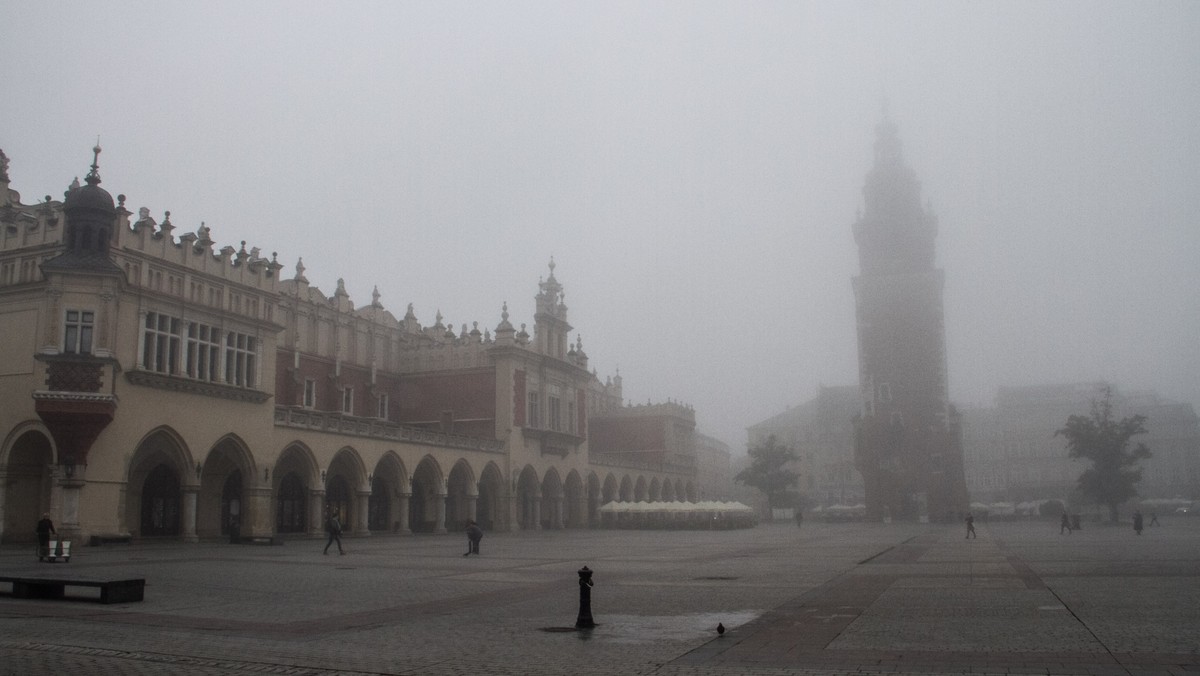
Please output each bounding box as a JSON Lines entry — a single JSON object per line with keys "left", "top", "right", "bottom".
{"left": 342, "top": 386, "right": 354, "bottom": 414}
{"left": 304, "top": 379, "right": 317, "bottom": 408}
{"left": 567, "top": 401, "right": 576, "bottom": 434}
{"left": 185, "top": 323, "right": 221, "bottom": 382}
{"left": 63, "top": 309, "right": 95, "bottom": 355}
{"left": 548, "top": 395, "right": 561, "bottom": 431}
{"left": 377, "top": 393, "right": 389, "bottom": 420}
{"left": 143, "top": 312, "right": 181, "bottom": 374}
{"left": 527, "top": 392, "right": 540, "bottom": 428}
{"left": 224, "top": 331, "right": 257, "bottom": 388}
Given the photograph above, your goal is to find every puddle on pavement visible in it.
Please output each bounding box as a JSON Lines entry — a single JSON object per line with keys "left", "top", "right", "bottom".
{"left": 547, "top": 611, "right": 760, "bottom": 643}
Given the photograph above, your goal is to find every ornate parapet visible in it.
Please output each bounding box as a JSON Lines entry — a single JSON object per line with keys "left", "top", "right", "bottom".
{"left": 274, "top": 406, "right": 505, "bottom": 453}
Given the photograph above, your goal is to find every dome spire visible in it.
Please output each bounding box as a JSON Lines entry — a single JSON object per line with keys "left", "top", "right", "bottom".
{"left": 86, "top": 141, "right": 102, "bottom": 186}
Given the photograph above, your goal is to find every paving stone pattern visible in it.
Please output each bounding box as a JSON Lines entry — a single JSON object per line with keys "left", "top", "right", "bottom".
{"left": 1, "top": 518, "right": 1198, "bottom": 675}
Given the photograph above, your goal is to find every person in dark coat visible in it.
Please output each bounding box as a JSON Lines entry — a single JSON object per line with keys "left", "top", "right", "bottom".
{"left": 965, "top": 513, "right": 977, "bottom": 539}
{"left": 1133, "top": 511, "right": 1144, "bottom": 535}
{"left": 324, "top": 509, "right": 345, "bottom": 555}
{"left": 36, "top": 513, "right": 56, "bottom": 559}
{"left": 464, "top": 520, "right": 483, "bottom": 556}
{"left": 1060, "top": 512, "right": 1072, "bottom": 534}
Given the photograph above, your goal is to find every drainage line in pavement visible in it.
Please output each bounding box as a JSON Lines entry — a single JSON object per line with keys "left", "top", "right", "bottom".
{"left": 1045, "top": 583, "right": 1133, "bottom": 676}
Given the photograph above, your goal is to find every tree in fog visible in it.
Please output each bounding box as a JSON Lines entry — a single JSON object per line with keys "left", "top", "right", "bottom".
{"left": 1055, "top": 388, "right": 1151, "bottom": 523}
{"left": 735, "top": 435, "right": 799, "bottom": 515}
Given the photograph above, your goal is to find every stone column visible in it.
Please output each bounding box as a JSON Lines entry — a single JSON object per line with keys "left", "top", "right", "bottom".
{"left": 309, "top": 490, "right": 325, "bottom": 537}
{"left": 355, "top": 490, "right": 371, "bottom": 536}
{"left": 396, "top": 492, "right": 411, "bottom": 534}
{"left": 551, "top": 496, "right": 564, "bottom": 529}
{"left": 532, "top": 495, "right": 542, "bottom": 531}
{"left": 507, "top": 490, "right": 519, "bottom": 532}
{"left": 181, "top": 487, "right": 199, "bottom": 542}
{"left": 466, "top": 495, "right": 477, "bottom": 523}
{"left": 433, "top": 493, "right": 448, "bottom": 534}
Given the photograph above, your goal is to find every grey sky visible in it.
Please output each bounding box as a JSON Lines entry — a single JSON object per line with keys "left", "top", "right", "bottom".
{"left": 3, "top": 1, "right": 1198, "bottom": 450}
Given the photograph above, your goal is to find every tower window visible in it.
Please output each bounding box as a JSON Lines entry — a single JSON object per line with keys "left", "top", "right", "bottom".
{"left": 342, "top": 386, "right": 354, "bottom": 415}
{"left": 63, "top": 310, "right": 95, "bottom": 355}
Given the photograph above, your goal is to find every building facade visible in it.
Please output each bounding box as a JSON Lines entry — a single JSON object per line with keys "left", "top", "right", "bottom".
{"left": 963, "top": 383, "right": 1200, "bottom": 506}
{"left": 746, "top": 385, "right": 863, "bottom": 507}
{"left": 0, "top": 148, "right": 712, "bottom": 544}
{"left": 850, "top": 119, "right": 969, "bottom": 521}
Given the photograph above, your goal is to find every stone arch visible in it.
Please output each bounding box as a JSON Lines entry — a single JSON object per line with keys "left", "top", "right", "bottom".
{"left": 662, "top": 478, "right": 676, "bottom": 502}
{"left": 409, "top": 455, "right": 446, "bottom": 533}
{"left": 540, "top": 467, "right": 564, "bottom": 529}
{"left": 446, "top": 459, "right": 477, "bottom": 531}
{"left": 602, "top": 473, "right": 618, "bottom": 505}
{"left": 273, "top": 442, "right": 320, "bottom": 535}
{"left": 564, "top": 469, "right": 585, "bottom": 528}
{"left": 649, "top": 477, "right": 662, "bottom": 502}
{"left": 476, "top": 462, "right": 505, "bottom": 531}
{"left": 516, "top": 464, "right": 540, "bottom": 530}
{"left": 634, "top": 475, "right": 648, "bottom": 502}
{"left": 586, "top": 471, "right": 602, "bottom": 527}
{"left": 619, "top": 474, "right": 633, "bottom": 502}
{"left": 327, "top": 446, "right": 368, "bottom": 533}
{"left": 369, "top": 451, "right": 409, "bottom": 533}
{"left": 196, "top": 434, "right": 256, "bottom": 539}
{"left": 1, "top": 425, "right": 56, "bottom": 544}
{"left": 125, "top": 427, "right": 194, "bottom": 540}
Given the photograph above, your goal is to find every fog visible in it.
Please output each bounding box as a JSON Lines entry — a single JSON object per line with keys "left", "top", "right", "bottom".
{"left": 3, "top": 2, "right": 1197, "bottom": 450}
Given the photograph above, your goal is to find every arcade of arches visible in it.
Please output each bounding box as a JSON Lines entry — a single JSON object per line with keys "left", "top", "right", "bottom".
{"left": 0, "top": 426, "right": 698, "bottom": 542}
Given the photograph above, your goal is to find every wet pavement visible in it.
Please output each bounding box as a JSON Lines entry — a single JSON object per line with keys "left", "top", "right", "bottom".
{"left": 1, "top": 517, "right": 1197, "bottom": 675}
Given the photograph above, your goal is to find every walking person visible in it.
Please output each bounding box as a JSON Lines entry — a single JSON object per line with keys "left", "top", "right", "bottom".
{"left": 965, "top": 513, "right": 976, "bottom": 539}
{"left": 463, "top": 520, "right": 483, "bottom": 556}
{"left": 324, "top": 508, "right": 345, "bottom": 555}
{"left": 36, "top": 512, "right": 56, "bottom": 561}
{"left": 1133, "top": 510, "right": 1144, "bottom": 536}
{"left": 1149, "top": 512, "right": 1159, "bottom": 527}
{"left": 1060, "top": 512, "right": 1072, "bottom": 535}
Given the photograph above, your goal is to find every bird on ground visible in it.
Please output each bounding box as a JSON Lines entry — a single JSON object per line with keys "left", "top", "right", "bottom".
{"left": 717, "top": 622, "right": 725, "bottom": 636}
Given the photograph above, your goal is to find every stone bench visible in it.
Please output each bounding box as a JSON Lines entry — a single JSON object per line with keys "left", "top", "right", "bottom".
{"left": 0, "top": 575, "right": 145, "bottom": 604}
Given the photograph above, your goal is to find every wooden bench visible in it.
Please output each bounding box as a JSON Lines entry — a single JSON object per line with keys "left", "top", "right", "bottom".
{"left": 0, "top": 575, "right": 145, "bottom": 604}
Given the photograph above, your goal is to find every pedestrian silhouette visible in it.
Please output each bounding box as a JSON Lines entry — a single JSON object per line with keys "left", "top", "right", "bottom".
{"left": 324, "top": 509, "right": 345, "bottom": 555}
{"left": 1060, "top": 513, "right": 1072, "bottom": 535}
{"left": 1133, "top": 510, "right": 1144, "bottom": 536}
{"left": 965, "top": 513, "right": 976, "bottom": 539}
{"left": 1149, "top": 512, "right": 1159, "bottom": 526}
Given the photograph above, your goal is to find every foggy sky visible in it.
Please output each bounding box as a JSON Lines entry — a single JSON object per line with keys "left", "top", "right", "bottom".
{"left": 3, "top": 1, "right": 1198, "bottom": 451}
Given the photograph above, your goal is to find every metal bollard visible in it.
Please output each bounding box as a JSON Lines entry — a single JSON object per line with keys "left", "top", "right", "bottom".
{"left": 575, "top": 566, "right": 595, "bottom": 628}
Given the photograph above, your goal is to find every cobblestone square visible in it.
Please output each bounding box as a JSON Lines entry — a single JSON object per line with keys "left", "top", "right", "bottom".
{"left": 2, "top": 518, "right": 1198, "bottom": 675}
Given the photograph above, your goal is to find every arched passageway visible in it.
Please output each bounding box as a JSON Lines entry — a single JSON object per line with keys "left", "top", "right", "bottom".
{"left": 541, "top": 468, "right": 564, "bottom": 529}
{"left": 197, "top": 436, "right": 253, "bottom": 539}
{"left": 516, "top": 465, "right": 540, "bottom": 530}
{"left": 409, "top": 457, "right": 445, "bottom": 533}
{"left": 476, "top": 463, "right": 505, "bottom": 531}
{"left": 446, "top": 460, "right": 476, "bottom": 531}
{"left": 564, "top": 470, "right": 584, "bottom": 528}
{"left": 2, "top": 429, "right": 55, "bottom": 543}
{"left": 370, "top": 452, "right": 408, "bottom": 534}
{"left": 126, "top": 429, "right": 191, "bottom": 540}
{"left": 274, "top": 444, "right": 318, "bottom": 535}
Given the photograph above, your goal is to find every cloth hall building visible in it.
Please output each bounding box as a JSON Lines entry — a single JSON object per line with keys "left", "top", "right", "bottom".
{"left": 0, "top": 148, "right": 714, "bottom": 544}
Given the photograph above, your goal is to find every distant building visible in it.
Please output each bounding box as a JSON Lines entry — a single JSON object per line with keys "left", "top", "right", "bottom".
{"left": 850, "top": 117, "right": 969, "bottom": 522}
{"left": 962, "top": 383, "right": 1200, "bottom": 505}
{"left": 746, "top": 385, "right": 862, "bottom": 507}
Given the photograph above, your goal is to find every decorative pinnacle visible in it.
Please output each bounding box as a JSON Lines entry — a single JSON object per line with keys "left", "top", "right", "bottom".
{"left": 86, "top": 143, "right": 102, "bottom": 185}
